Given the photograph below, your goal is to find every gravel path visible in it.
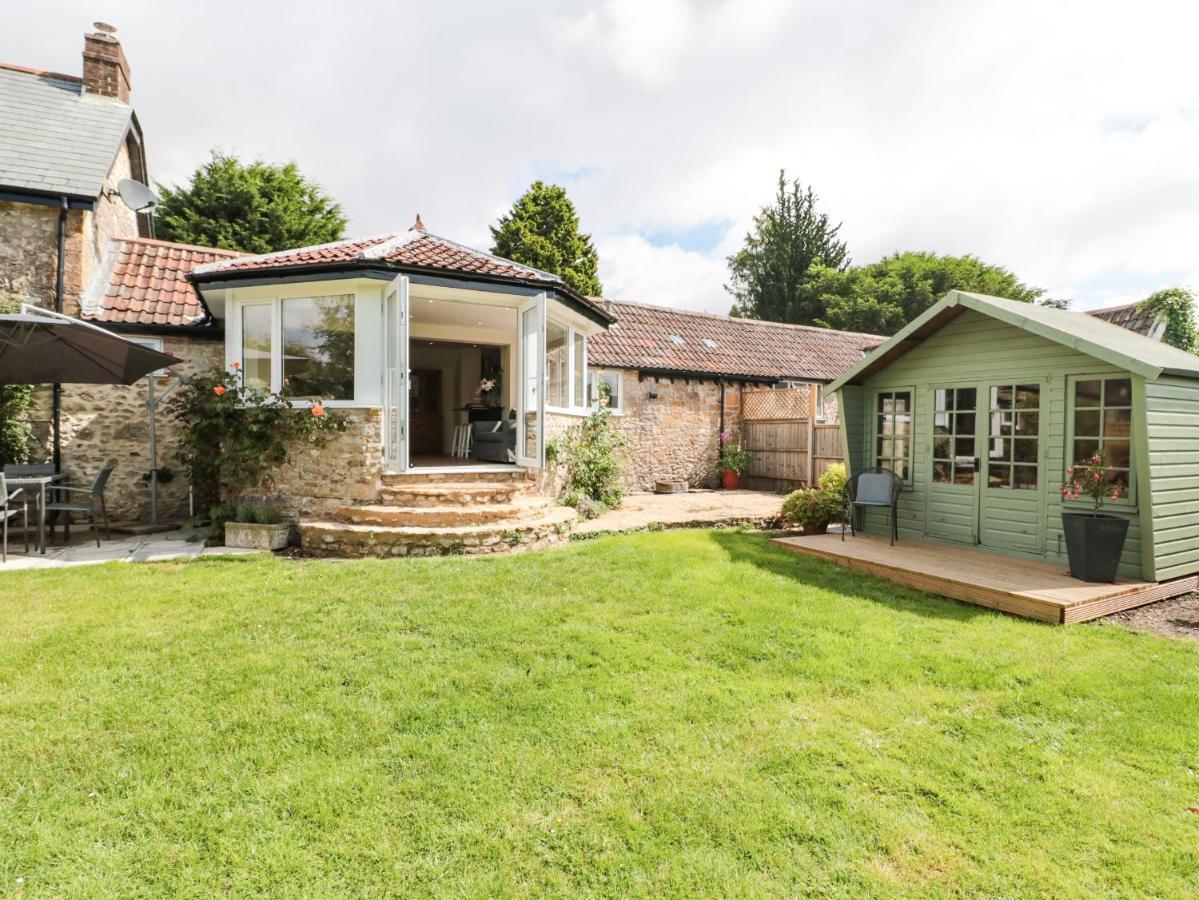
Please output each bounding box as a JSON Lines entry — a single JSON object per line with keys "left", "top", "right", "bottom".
{"left": 1105, "top": 593, "right": 1199, "bottom": 644}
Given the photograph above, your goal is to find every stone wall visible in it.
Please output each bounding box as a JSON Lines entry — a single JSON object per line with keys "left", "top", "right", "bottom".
{"left": 264, "top": 409, "right": 383, "bottom": 519}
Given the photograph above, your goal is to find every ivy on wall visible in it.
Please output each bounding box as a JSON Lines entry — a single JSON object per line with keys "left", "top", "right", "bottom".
{"left": 1139, "top": 287, "right": 1198, "bottom": 354}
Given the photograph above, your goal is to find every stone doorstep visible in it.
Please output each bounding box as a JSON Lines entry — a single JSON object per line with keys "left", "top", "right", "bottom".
{"left": 339, "top": 496, "right": 555, "bottom": 528}
{"left": 301, "top": 504, "right": 577, "bottom": 544}
{"left": 379, "top": 468, "right": 535, "bottom": 486}
{"left": 378, "top": 482, "right": 523, "bottom": 508}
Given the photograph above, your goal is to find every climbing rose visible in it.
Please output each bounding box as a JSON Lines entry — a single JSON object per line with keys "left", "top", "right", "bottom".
{"left": 311, "top": 404, "right": 326, "bottom": 418}
{"left": 213, "top": 385, "right": 227, "bottom": 396}
{"left": 231, "top": 361, "right": 240, "bottom": 369}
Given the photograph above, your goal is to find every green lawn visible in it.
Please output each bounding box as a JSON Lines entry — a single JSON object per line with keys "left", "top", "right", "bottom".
{"left": 2, "top": 530, "right": 1197, "bottom": 897}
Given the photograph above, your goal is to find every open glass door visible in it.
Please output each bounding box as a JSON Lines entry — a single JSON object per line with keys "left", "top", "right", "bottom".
{"left": 517, "top": 293, "right": 545, "bottom": 468}
{"left": 382, "top": 275, "right": 409, "bottom": 472}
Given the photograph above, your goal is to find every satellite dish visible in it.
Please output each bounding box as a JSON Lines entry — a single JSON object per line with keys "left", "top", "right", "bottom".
{"left": 117, "top": 179, "right": 157, "bottom": 213}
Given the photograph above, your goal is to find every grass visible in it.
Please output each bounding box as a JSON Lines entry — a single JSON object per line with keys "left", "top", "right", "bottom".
{"left": 1, "top": 529, "right": 1198, "bottom": 897}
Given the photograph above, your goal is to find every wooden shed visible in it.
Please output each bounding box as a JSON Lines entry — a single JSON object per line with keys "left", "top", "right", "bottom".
{"left": 828, "top": 290, "right": 1199, "bottom": 584}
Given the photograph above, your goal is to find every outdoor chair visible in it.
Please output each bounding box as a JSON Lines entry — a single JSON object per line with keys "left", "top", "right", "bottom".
{"left": 0, "top": 473, "right": 30, "bottom": 562}
{"left": 44, "top": 466, "right": 114, "bottom": 548}
{"left": 843, "top": 466, "right": 904, "bottom": 546}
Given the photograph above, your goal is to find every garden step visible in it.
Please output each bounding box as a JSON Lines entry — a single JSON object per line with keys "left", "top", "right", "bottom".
{"left": 378, "top": 482, "right": 523, "bottom": 507}
{"left": 339, "top": 496, "right": 556, "bottom": 528}
{"left": 379, "top": 468, "right": 535, "bottom": 486}
{"left": 299, "top": 505, "right": 578, "bottom": 558}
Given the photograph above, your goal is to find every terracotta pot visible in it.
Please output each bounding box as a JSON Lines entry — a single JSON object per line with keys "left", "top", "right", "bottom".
{"left": 721, "top": 469, "right": 742, "bottom": 490}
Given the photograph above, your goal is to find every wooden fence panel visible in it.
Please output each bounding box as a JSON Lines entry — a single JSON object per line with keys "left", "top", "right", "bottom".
{"left": 739, "top": 387, "right": 844, "bottom": 491}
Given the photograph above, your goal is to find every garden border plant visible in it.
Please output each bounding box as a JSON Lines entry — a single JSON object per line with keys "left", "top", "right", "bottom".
{"left": 545, "top": 403, "right": 629, "bottom": 520}
{"left": 173, "top": 364, "right": 347, "bottom": 536}
{"left": 781, "top": 463, "right": 847, "bottom": 534}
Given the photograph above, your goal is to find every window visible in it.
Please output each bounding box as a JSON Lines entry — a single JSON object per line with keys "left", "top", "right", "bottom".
{"left": 241, "top": 303, "right": 273, "bottom": 391}
{"left": 281, "top": 295, "right": 355, "bottom": 400}
{"left": 129, "top": 336, "right": 169, "bottom": 378}
{"left": 669, "top": 334, "right": 685, "bottom": 345}
{"left": 931, "top": 387, "right": 975, "bottom": 484}
{"left": 815, "top": 384, "right": 827, "bottom": 421}
{"left": 986, "top": 384, "right": 1040, "bottom": 490}
{"left": 1071, "top": 376, "right": 1133, "bottom": 493}
{"left": 588, "top": 370, "right": 622, "bottom": 412}
{"left": 875, "top": 389, "right": 912, "bottom": 479}
{"left": 702, "top": 338, "right": 718, "bottom": 348}
{"left": 545, "top": 318, "right": 589, "bottom": 411}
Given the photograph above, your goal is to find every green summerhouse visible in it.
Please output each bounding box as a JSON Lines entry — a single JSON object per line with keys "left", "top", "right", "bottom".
{"left": 830, "top": 290, "right": 1199, "bottom": 583}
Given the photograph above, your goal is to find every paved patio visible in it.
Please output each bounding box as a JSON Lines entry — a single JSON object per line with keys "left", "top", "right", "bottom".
{"left": 577, "top": 489, "right": 782, "bottom": 535}
{"left": 0, "top": 528, "right": 259, "bottom": 570}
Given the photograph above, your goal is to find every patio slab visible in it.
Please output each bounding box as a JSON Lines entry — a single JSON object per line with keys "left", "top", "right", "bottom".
{"left": 576, "top": 489, "right": 781, "bottom": 535}
{"left": 1, "top": 529, "right": 260, "bottom": 570}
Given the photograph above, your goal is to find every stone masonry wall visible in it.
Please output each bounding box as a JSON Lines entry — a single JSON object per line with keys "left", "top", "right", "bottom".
{"left": 264, "top": 409, "right": 383, "bottom": 519}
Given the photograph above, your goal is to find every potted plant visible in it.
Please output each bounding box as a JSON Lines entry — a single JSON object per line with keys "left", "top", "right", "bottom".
{"left": 1059, "top": 452, "right": 1128, "bottom": 583}
{"left": 781, "top": 464, "right": 848, "bottom": 534}
{"left": 479, "top": 377, "right": 497, "bottom": 407}
{"left": 716, "top": 429, "right": 752, "bottom": 489}
{"left": 224, "top": 500, "right": 290, "bottom": 551}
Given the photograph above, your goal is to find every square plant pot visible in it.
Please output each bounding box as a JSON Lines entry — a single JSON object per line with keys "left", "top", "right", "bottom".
{"left": 225, "top": 522, "right": 291, "bottom": 551}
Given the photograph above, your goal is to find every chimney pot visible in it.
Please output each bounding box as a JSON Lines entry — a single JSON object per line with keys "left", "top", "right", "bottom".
{"left": 82, "top": 27, "right": 131, "bottom": 102}
{"left": 412, "top": 213, "right": 426, "bottom": 232}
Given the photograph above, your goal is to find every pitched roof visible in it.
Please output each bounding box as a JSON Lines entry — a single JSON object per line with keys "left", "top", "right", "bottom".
{"left": 830, "top": 291, "right": 1199, "bottom": 391}
{"left": 587, "top": 300, "right": 883, "bottom": 382}
{"left": 191, "top": 227, "right": 612, "bottom": 324}
{"left": 83, "top": 237, "right": 238, "bottom": 326}
{"left": 1087, "top": 301, "right": 1164, "bottom": 339}
{"left": 0, "top": 62, "right": 134, "bottom": 200}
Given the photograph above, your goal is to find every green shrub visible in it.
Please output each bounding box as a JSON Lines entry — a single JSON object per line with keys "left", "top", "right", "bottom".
{"left": 548, "top": 406, "right": 629, "bottom": 512}
{"left": 781, "top": 463, "right": 848, "bottom": 532}
{"left": 0, "top": 301, "right": 35, "bottom": 466}
{"left": 817, "top": 462, "right": 847, "bottom": 495}
{"left": 234, "top": 504, "right": 283, "bottom": 525}
{"left": 716, "top": 428, "right": 752, "bottom": 474}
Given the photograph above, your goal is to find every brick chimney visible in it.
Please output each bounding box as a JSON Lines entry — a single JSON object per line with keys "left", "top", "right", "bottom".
{"left": 82, "top": 24, "right": 131, "bottom": 102}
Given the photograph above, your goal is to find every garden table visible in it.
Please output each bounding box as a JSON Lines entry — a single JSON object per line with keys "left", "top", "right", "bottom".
{"left": 8, "top": 473, "right": 65, "bottom": 554}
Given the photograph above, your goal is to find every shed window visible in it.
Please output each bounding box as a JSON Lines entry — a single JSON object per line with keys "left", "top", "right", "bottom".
{"left": 986, "top": 384, "right": 1040, "bottom": 490}
{"left": 875, "top": 390, "right": 912, "bottom": 480}
{"left": 932, "top": 387, "right": 977, "bottom": 485}
{"left": 1071, "top": 377, "right": 1133, "bottom": 493}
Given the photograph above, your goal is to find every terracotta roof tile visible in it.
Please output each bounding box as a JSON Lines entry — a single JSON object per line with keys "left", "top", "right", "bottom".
{"left": 587, "top": 300, "right": 883, "bottom": 382}
{"left": 83, "top": 237, "right": 239, "bottom": 326}
{"left": 1087, "top": 302, "right": 1163, "bottom": 338}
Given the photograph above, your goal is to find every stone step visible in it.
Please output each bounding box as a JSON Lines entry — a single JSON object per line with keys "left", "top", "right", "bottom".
{"left": 379, "top": 482, "right": 524, "bottom": 507}
{"left": 339, "top": 496, "right": 555, "bottom": 528}
{"left": 380, "top": 468, "right": 534, "bottom": 486}
{"left": 300, "top": 505, "right": 578, "bottom": 558}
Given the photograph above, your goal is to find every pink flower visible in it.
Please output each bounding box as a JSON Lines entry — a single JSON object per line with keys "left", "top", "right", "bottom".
{"left": 231, "top": 361, "right": 240, "bottom": 369}
{"left": 213, "top": 385, "right": 227, "bottom": 396}
{"left": 1111, "top": 489, "right": 1120, "bottom": 500}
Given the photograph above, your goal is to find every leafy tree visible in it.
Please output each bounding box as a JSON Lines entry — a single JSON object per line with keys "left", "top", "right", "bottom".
{"left": 0, "top": 300, "right": 34, "bottom": 465}
{"left": 1138, "top": 287, "right": 1197, "bottom": 353}
{"left": 155, "top": 150, "right": 346, "bottom": 254}
{"left": 727, "top": 171, "right": 849, "bottom": 323}
{"left": 490, "top": 181, "right": 603, "bottom": 296}
{"left": 802, "top": 252, "right": 1045, "bottom": 335}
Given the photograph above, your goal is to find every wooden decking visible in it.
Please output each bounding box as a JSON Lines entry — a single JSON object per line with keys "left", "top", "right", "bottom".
{"left": 772, "top": 532, "right": 1198, "bottom": 623}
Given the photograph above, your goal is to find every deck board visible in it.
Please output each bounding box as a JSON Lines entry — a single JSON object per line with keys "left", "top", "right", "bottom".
{"left": 772, "top": 533, "right": 1197, "bottom": 623}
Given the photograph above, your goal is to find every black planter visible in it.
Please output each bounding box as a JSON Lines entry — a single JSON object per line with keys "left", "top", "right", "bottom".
{"left": 1061, "top": 512, "right": 1129, "bottom": 583}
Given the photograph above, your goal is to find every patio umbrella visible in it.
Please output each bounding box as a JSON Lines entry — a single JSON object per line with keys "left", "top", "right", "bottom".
{"left": 0, "top": 310, "right": 181, "bottom": 385}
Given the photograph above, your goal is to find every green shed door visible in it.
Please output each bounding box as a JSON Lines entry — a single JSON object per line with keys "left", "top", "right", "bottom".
{"left": 926, "top": 385, "right": 981, "bottom": 544}
{"left": 978, "top": 382, "right": 1044, "bottom": 555}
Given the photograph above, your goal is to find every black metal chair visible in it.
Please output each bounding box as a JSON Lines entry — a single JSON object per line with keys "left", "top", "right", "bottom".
{"left": 0, "top": 473, "right": 29, "bottom": 562}
{"left": 44, "top": 466, "right": 114, "bottom": 548}
{"left": 843, "top": 466, "right": 904, "bottom": 545}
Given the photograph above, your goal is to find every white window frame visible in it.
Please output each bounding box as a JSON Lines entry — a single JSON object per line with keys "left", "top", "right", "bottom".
{"left": 228, "top": 293, "right": 359, "bottom": 406}
{"left": 544, "top": 315, "right": 590, "bottom": 415}
{"left": 588, "top": 369, "right": 624, "bottom": 415}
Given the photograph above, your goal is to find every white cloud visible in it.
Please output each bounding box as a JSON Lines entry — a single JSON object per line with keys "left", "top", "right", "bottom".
{"left": 5, "top": 0, "right": 1199, "bottom": 316}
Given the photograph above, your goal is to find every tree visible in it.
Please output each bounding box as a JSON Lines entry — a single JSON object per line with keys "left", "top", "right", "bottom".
{"left": 155, "top": 150, "right": 346, "bottom": 254}
{"left": 801, "top": 252, "right": 1045, "bottom": 335}
{"left": 0, "top": 300, "right": 34, "bottom": 466}
{"left": 490, "top": 181, "right": 603, "bottom": 296}
{"left": 1138, "top": 287, "right": 1197, "bottom": 353}
{"left": 727, "top": 171, "right": 849, "bottom": 323}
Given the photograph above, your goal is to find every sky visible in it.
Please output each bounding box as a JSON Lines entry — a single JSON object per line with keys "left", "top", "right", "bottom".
{"left": 5, "top": 0, "right": 1198, "bottom": 313}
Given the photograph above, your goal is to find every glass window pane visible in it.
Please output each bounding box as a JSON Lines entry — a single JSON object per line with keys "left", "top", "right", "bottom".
{"left": 573, "top": 332, "right": 585, "bottom": 408}
{"left": 1013, "top": 465, "right": 1038, "bottom": 490}
{"left": 933, "top": 436, "right": 951, "bottom": 459}
{"left": 933, "top": 412, "right": 951, "bottom": 434}
{"left": 546, "top": 319, "right": 569, "bottom": 407}
{"left": 893, "top": 438, "right": 909, "bottom": 462}
{"left": 936, "top": 388, "right": 953, "bottom": 412}
{"left": 1074, "top": 409, "right": 1101, "bottom": 437}
{"left": 241, "top": 304, "right": 273, "bottom": 391}
{"left": 1104, "top": 378, "right": 1132, "bottom": 406}
{"left": 878, "top": 393, "right": 891, "bottom": 413}
{"left": 1110, "top": 468, "right": 1131, "bottom": 491}
{"left": 1075, "top": 379, "right": 1101, "bottom": 407}
{"left": 894, "top": 412, "right": 912, "bottom": 436}
{"left": 1015, "top": 385, "right": 1040, "bottom": 409}
{"left": 994, "top": 411, "right": 1013, "bottom": 436}
{"left": 878, "top": 414, "right": 892, "bottom": 436}
{"left": 281, "top": 296, "right": 355, "bottom": 400}
{"left": 955, "top": 387, "right": 977, "bottom": 411}
{"left": 993, "top": 385, "right": 1013, "bottom": 410}
{"left": 893, "top": 392, "right": 911, "bottom": 414}
{"left": 1105, "top": 439, "right": 1131, "bottom": 469}
{"left": 593, "top": 371, "right": 620, "bottom": 408}
{"left": 892, "top": 458, "right": 910, "bottom": 480}
{"left": 1104, "top": 408, "right": 1131, "bottom": 437}
{"left": 1013, "top": 439, "right": 1038, "bottom": 463}
{"left": 954, "top": 465, "right": 975, "bottom": 486}
{"left": 954, "top": 437, "right": 975, "bottom": 457}
{"left": 1073, "top": 439, "right": 1100, "bottom": 463}
{"left": 988, "top": 437, "right": 1010, "bottom": 461}
{"left": 955, "top": 413, "right": 975, "bottom": 435}
{"left": 932, "top": 460, "right": 952, "bottom": 483}
{"left": 989, "top": 465, "right": 1012, "bottom": 488}
{"left": 1015, "top": 412, "right": 1039, "bottom": 436}
{"left": 877, "top": 436, "right": 893, "bottom": 458}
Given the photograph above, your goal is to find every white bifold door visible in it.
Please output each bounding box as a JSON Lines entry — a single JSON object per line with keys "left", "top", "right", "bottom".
{"left": 517, "top": 293, "right": 546, "bottom": 468}
{"left": 382, "top": 275, "right": 409, "bottom": 472}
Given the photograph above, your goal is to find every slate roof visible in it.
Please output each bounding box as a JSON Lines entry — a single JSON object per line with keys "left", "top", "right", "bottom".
{"left": 83, "top": 237, "right": 238, "bottom": 327}
{"left": 587, "top": 300, "right": 884, "bottom": 382}
{"left": 1087, "top": 301, "right": 1164, "bottom": 339}
{"left": 0, "top": 62, "right": 135, "bottom": 200}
